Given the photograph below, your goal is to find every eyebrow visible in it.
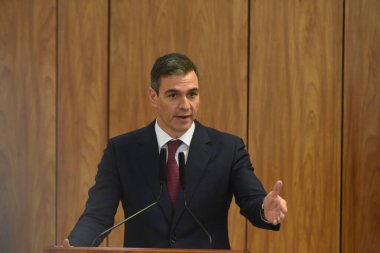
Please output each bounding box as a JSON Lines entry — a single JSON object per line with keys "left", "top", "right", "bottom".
{"left": 164, "top": 88, "right": 199, "bottom": 94}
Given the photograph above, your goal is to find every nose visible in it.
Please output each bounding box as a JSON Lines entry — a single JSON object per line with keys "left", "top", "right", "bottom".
{"left": 179, "top": 96, "right": 190, "bottom": 110}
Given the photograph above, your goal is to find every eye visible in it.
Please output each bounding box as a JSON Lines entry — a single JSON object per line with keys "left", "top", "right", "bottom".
{"left": 167, "top": 93, "right": 177, "bottom": 98}
{"left": 188, "top": 91, "right": 198, "bottom": 98}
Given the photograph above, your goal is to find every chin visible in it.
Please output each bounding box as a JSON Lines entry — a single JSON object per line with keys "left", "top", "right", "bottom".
{"left": 174, "top": 124, "right": 191, "bottom": 133}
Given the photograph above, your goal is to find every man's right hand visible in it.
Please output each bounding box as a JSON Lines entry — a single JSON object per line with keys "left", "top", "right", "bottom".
{"left": 62, "top": 238, "right": 71, "bottom": 247}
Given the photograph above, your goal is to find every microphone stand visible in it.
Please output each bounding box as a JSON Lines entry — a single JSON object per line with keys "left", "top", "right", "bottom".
{"left": 178, "top": 152, "right": 213, "bottom": 248}
{"left": 182, "top": 191, "right": 213, "bottom": 248}
{"left": 91, "top": 183, "right": 164, "bottom": 247}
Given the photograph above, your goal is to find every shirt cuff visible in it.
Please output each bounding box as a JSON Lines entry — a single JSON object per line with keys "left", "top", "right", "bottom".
{"left": 260, "top": 203, "right": 272, "bottom": 224}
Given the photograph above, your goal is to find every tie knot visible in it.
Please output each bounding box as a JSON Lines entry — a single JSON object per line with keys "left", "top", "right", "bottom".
{"left": 167, "top": 140, "right": 182, "bottom": 156}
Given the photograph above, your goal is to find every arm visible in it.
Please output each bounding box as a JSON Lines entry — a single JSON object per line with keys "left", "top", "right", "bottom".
{"left": 67, "top": 140, "right": 122, "bottom": 246}
{"left": 231, "top": 138, "right": 286, "bottom": 230}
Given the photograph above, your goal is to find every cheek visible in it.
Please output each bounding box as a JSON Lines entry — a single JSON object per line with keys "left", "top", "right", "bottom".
{"left": 159, "top": 103, "right": 175, "bottom": 116}
{"left": 192, "top": 101, "right": 200, "bottom": 111}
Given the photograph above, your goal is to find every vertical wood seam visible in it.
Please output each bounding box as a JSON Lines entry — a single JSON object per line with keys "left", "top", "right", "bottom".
{"left": 340, "top": 0, "right": 346, "bottom": 252}
{"left": 106, "top": 0, "right": 112, "bottom": 246}
{"left": 245, "top": 0, "right": 251, "bottom": 250}
{"left": 55, "top": 0, "right": 60, "bottom": 246}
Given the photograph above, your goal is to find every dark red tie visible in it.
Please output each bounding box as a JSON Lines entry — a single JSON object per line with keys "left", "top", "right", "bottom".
{"left": 166, "top": 140, "right": 182, "bottom": 208}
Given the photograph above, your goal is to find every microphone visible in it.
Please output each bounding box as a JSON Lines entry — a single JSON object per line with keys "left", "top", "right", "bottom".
{"left": 178, "top": 152, "right": 213, "bottom": 248}
{"left": 91, "top": 148, "right": 167, "bottom": 247}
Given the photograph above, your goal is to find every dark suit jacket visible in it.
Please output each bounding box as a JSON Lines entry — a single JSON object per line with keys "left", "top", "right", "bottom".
{"left": 68, "top": 120, "right": 278, "bottom": 249}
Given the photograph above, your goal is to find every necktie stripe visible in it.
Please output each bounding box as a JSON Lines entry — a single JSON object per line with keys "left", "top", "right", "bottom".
{"left": 166, "top": 140, "right": 182, "bottom": 208}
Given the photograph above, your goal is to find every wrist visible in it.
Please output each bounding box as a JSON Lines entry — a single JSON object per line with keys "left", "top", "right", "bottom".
{"left": 260, "top": 203, "right": 272, "bottom": 224}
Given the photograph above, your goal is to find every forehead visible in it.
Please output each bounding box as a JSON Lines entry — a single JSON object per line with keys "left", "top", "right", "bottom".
{"left": 159, "top": 71, "right": 199, "bottom": 91}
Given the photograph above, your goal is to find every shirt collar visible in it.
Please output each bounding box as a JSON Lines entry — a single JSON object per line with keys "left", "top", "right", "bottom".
{"left": 155, "top": 119, "right": 195, "bottom": 149}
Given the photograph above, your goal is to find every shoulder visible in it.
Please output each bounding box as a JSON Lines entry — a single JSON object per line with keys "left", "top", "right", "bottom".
{"left": 108, "top": 121, "right": 155, "bottom": 147}
{"left": 195, "top": 121, "right": 243, "bottom": 145}
{"left": 194, "top": 121, "right": 250, "bottom": 166}
{"left": 110, "top": 127, "right": 146, "bottom": 142}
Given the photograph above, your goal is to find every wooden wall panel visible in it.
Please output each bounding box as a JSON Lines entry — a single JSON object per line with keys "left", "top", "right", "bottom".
{"left": 343, "top": 0, "right": 380, "bottom": 252}
{"left": 0, "top": 1, "right": 57, "bottom": 253}
{"left": 5, "top": 0, "right": 379, "bottom": 251}
{"left": 57, "top": 0, "right": 108, "bottom": 245}
{"left": 109, "top": 0, "right": 248, "bottom": 249}
{"left": 248, "top": 1, "right": 342, "bottom": 252}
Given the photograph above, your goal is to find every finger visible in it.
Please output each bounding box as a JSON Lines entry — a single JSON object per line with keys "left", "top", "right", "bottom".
{"left": 272, "top": 180, "right": 283, "bottom": 196}
{"left": 280, "top": 201, "right": 288, "bottom": 213}
{"left": 62, "top": 239, "right": 71, "bottom": 247}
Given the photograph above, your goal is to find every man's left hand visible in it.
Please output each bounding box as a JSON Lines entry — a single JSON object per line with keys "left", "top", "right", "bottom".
{"left": 263, "top": 180, "right": 288, "bottom": 225}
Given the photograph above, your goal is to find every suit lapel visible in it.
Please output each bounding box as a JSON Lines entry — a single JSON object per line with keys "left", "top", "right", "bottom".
{"left": 171, "top": 121, "right": 212, "bottom": 230}
{"left": 137, "top": 121, "right": 173, "bottom": 222}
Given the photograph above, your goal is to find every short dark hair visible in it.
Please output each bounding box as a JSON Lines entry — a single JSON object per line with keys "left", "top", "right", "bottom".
{"left": 150, "top": 52, "right": 200, "bottom": 93}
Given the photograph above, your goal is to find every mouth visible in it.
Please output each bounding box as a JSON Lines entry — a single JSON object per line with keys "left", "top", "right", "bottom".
{"left": 175, "top": 115, "right": 192, "bottom": 120}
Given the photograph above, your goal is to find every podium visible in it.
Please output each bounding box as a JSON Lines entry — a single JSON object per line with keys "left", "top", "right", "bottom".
{"left": 44, "top": 247, "right": 249, "bottom": 253}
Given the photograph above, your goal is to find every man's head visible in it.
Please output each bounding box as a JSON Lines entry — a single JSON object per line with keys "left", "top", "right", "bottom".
{"left": 149, "top": 53, "right": 200, "bottom": 138}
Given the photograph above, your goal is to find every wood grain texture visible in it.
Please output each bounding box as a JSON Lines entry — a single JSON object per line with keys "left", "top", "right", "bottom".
{"left": 248, "top": 0, "right": 342, "bottom": 252}
{"left": 109, "top": 0, "right": 248, "bottom": 249}
{"left": 342, "top": 0, "right": 380, "bottom": 252}
{"left": 57, "top": 0, "right": 108, "bottom": 246}
{"left": 0, "top": 0, "right": 57, "bottom": 253}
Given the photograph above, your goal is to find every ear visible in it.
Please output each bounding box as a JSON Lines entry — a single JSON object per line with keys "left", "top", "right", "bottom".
{"left": 148, "top": 87, "right": 158, "bottom": 107}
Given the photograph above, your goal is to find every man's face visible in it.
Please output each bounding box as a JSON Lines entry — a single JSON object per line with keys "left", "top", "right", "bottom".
{"left": 149, "top": 70, "right": 200, "bottom": 138}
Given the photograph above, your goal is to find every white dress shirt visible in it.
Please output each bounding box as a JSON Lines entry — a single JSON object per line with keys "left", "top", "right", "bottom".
{"left": 155, "top": 120, "right": 195, "bottom": 163}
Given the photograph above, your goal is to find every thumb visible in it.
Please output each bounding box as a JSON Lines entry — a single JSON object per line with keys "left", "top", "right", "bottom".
{"left": 272, "top": 180, "right": 283, "bottom": 196}
{"left": 62, "top": 238, "right": 71, "bottom": 247}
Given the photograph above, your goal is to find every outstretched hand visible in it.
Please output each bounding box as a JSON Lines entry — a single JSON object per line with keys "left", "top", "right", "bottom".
{"left": 263, "top": 180, "right": 287, "bottom": 225}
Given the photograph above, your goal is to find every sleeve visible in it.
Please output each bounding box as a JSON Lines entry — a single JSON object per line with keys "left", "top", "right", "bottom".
{"left": 231, "top": 138, "right": 280, "bottom": 231}
{"left": 68, "top": 140, "right": 122, "bottom": 246}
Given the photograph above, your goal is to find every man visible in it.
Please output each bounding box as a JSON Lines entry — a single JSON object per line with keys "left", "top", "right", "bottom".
{"left": 63, "top": 52, "right": 287, "bottom": 249}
